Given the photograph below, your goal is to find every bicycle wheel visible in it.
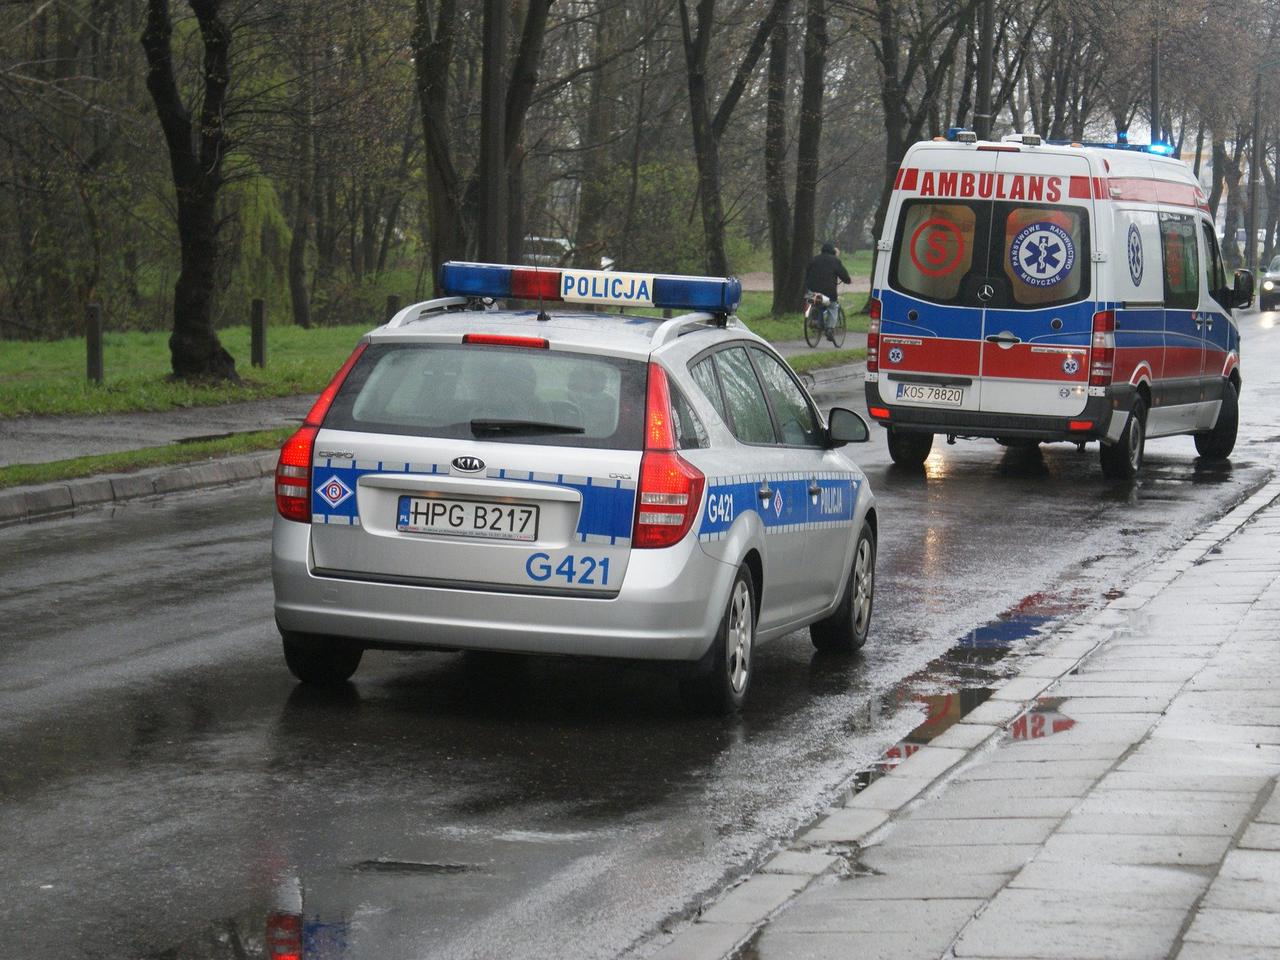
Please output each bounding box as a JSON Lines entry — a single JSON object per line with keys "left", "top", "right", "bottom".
{"left": 831, "top": 304, "right": 847, "bottom": 348}
{"left": 803, "top": 306, "right": 822, "bottom": 348}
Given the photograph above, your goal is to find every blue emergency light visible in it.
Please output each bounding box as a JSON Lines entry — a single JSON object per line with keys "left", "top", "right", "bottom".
{"left": 438, "top": 261, "right": 742, "bottom": 314}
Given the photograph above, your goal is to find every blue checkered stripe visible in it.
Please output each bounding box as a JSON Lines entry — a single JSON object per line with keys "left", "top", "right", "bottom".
{"left": 697, "top": 472, "right": 858, "bottom": 541}
{"left": 309, "top": 459, "right": 637, "bottom": 545}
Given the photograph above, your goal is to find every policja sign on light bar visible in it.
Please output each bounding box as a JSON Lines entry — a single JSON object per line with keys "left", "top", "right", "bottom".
{"left": 437, "top": 261, "right": 743, "bottom": 314}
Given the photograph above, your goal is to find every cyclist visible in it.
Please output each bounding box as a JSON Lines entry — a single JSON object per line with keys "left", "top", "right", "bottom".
{"left": 804, "top": 242, "right": 852, "bottom": 344}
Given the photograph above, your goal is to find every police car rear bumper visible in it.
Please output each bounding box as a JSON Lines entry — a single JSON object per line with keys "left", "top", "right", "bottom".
{"left": 865, "top": 384, "right": 1116, "bottom": 441}
{"left": 271, "top": 518, "right": 733, "bottom": 662}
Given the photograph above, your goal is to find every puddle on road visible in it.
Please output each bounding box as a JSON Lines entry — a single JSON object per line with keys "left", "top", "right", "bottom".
{"left": 847, "top": 591, "right": 1082, "bottom": 796}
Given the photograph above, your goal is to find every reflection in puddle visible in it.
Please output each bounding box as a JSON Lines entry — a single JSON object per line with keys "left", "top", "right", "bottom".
{"left": 849, "top": 596, "right": 1074, "bottom": 795}
{"left": 1009, "top": 696, "right": 1077, "bottom": 741}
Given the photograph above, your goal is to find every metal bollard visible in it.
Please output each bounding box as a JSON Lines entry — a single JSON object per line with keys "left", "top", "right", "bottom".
{"left": 385, "top": 294, "right": 401, "bottom": 323}
{"left": 86, "top": 303, "right": 103, "bottom": 384}
{"left": 251, "top": 298, "right": 266, "bottom": 368}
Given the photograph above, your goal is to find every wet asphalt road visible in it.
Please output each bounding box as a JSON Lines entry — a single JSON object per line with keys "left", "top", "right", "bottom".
{"left": 2, "top": 311, "right": 1279, "bottom": 960}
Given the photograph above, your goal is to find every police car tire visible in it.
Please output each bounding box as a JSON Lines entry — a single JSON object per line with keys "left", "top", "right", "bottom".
{"left": 1194, "top": 379, "right": 1238, "bottom": 461}
{"left": 281, "top": 630, "right": 363, "bottom": 685}
{"left": 811, "top": 523, "right": 875, "bottom": 653}
{"left": 680, "top": 567, "right": 755, "bottom": 715}
{"left": 1099, "top": 396, "right": 1147, "bottom": 481}
{"left": 887, "top": 427, "right": 933, "bottom": 467}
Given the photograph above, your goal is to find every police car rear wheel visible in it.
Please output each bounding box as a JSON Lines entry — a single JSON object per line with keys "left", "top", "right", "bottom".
{"left": 811, "top": 523, "right": 875, "bottom": 653}
{"left": 680, "top": 567, "right": 755, "bottom": 715}
{"left": 1100, "top": 395, "right": 1146, "bottom": 481}
{"left": 1194, "top": 379, "right": 1238, "bottom": 461}
{"left": 887, "top": 427, "right": 933, "bottom": 467}
{"left": 281, "top": 630, "right": 363, "bottom": 685}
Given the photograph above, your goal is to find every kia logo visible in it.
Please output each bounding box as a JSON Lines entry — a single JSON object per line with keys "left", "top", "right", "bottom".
{"left": 978, "top": 283, "right": 995, "bottom": 302}
{"left": 452, "top": 456, "right": 485, "bottom": 473}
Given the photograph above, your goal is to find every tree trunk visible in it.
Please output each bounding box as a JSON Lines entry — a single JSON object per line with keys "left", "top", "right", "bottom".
{"left": 575, "top": 8, "right": 614, "bottom": 267}
{"left": 289, "top": 26, "right": 314, "bottom": 329}
{"left": 783, "top": 0, "right": 827, "bottom": 310}
{"left": 766, "top": 16, "right": 792, "bottom": 315}
{"left": 141, "top": 0, "right": 237, "bottom": 380}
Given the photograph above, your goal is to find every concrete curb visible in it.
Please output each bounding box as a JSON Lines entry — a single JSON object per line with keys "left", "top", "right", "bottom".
{"left": 0, "top": 450, "right": 279, "bottom": 527}
{"left": 645, "top": 474, "right": 1280, "bottom": 960}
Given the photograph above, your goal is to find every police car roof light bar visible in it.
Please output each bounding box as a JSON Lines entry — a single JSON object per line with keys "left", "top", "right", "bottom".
{"left": 437, "top": 261, "right": 742, "bottom": 316}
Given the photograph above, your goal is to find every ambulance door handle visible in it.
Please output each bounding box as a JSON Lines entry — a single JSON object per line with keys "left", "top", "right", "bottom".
{"left": 984, "top": 334, "right": 1021, "bottom": 345}
{"left": 1204, "top": 316, "right": 1214, "bottom": 331}
{"left": 757, "top": 485, "right": 773, "bottom": 501}
{"left": 808, "top": 482, "right": 822, "bottom": 496}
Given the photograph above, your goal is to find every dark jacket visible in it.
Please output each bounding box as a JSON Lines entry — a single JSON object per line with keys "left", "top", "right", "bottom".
{"left": 804, "top": 253, "right": 852, "bottom": 300}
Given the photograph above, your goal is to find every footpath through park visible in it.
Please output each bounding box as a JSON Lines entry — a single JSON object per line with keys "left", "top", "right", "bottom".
{"left": 649, "top": 478, "right": 1280, "bottom": 960}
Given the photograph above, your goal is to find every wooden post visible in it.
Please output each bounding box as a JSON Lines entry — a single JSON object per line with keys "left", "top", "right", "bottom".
{"left": 385, "top": 294, "right": 401, "bottom": 323}
{"left": 86, "top": 303, "right": 103, "bottom": 384}
{"left": 251, "top": 298, "right": 266, "bottom": 367}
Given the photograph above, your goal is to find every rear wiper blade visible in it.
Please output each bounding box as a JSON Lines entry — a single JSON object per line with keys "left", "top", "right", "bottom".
{"left": 470, "top": 418, "right": 584, "bottom": 436}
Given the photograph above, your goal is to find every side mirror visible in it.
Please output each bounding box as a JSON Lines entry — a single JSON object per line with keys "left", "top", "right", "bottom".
{"left": 828, "top": 407, "right": 870, "bottom": 446}
{"left": 1233, "top": 269, "right": 1255, "bottom": 309}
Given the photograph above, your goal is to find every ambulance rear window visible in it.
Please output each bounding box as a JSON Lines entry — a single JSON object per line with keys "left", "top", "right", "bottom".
{"left": 890, "top": 199, "right": 1090, "bottom": 309}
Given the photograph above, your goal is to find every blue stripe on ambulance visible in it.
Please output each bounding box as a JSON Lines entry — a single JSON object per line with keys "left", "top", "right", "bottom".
{"left": 698, "top": 474, "right": 857, "bottom": 540}
{"left": 310, "top": 461, "right": 637, "bottom": 543}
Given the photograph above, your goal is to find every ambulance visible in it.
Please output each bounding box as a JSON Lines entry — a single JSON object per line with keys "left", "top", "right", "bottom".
{"left": 864, "top": 131, "right": 1254, "bottom": 479}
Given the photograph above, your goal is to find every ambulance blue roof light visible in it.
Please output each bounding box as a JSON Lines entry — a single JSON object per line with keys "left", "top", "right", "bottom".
{"left": 1045, "top": 138, "right": 1181, "bottom": 158}
{"left": 437, "top": 261, "right": 742, "bottom": 314}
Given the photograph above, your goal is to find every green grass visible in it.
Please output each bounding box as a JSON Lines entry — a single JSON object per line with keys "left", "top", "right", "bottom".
{"left": 788, "top": 348, "right": 866, "bottom": 374}
{"left": 0, "top": 427, "right": 292, "bottom": 489}
{"left": 2, "top": 292, "right": 872, "bottom": 419}
{"left": 0, "top": 325, "right": 368, "bottom": 418}
{"left": 736, "top": 290, "right": 871, "bottom": 344}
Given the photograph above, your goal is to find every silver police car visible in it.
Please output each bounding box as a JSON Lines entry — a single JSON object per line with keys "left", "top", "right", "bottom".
{"left": 272, "top": 262, "right": 877, "bottom": 712}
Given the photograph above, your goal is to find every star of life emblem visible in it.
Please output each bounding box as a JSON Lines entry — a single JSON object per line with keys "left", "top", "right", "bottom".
{"left": 1127, "top": 223, "right": 1144, "bottom": 286}
{"left": 317, "top": 475, "right": 354, "bottom": 509}
{"left": 1062, "top": 356, "right": 1080, "bottom": 376}
{"left": 1010, "top": 221, "right": 1075, "bottom": 288}
{"left": 888, "top": 347, "right": 904, "bottom": 364}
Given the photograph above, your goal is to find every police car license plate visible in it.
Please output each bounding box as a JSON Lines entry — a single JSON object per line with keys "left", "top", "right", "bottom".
{"left": 895, "top": 383, "right": 964, "bottom": 406}
{"left": 396, "top": 496, "right": 539, "bottom": 541}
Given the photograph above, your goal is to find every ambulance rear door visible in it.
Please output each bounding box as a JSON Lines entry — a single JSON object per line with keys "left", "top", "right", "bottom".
{"left": 977, "top": 150, "right": 1096, "bottom": 417}
{"left": 881, "top": 148, "right": 1002, "bottom": 414}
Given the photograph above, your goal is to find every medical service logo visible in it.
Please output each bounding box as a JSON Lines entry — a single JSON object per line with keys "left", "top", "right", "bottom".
{"left": 316, "top": 474, "right": 354, "bottom": 509}
{"left": 1127, "top": 223, "right": 1144, "bottom": 287}
{"left": 1062, "top": 356, "right": 1080, "bottom": 376}
{"left": 888, "top": 347, "right": 904, "bottom": 364}
{"left": 1009, "top": 221, "right": 1075, "bottom": 288}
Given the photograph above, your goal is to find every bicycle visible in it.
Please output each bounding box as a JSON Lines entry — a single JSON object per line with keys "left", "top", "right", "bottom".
{"left": 803, "top": 292, "right": 847, "bottom": 349}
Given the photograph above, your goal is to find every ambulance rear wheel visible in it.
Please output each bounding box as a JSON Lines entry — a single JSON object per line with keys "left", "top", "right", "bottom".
{"left": 887, "top": 427, "right": 933, "bottom": 467}
{"left": 1100, "top": 396, "right": 1146, "bottom": 481}
{"left": 1194, "top": 379, "right": 1238, "bottom": 461}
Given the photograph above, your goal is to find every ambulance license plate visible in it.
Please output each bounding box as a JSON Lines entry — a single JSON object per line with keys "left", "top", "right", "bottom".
{"left": 396, "top": 496, "right": 539, "bottom": 541}
{"left": 896, "top": 382, "right": 964, "bottom": 406}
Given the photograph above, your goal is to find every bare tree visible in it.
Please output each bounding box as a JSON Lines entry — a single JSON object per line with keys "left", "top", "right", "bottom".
{"left": 141, "top": 0, "right": 238, "bottom": 380}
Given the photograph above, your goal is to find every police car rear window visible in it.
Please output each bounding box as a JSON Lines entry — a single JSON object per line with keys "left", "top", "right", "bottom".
{"left": 323, "top": 343, "right": 646, "bottom": 449}
{"left": 891, "top": 199, "right": 1090, "bottom": 309}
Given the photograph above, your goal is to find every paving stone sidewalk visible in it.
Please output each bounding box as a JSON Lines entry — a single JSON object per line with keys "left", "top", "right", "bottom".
{"left": 650, "top": 480, "right": 1280, "bottom": 960}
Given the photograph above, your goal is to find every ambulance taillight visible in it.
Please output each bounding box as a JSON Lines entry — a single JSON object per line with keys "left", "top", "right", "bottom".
{"left": 866, "top": 297, "right": 882, "bottom": 374}
{"left": 1089, "top": 310, "right": 1116, "bottom": 387}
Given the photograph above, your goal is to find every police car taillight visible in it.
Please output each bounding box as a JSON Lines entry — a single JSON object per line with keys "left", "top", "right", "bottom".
{"left": 866, "top": 298, "right": 882, "bottom": 373}
{"left": 634, "top": 364, "right": 705, "bottom": 549}
{"left": 1089, "top": 310, "right": 1116, "bottom": 387}
{"left": 275, "top": 342, "right": 368, "bottom": 523}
